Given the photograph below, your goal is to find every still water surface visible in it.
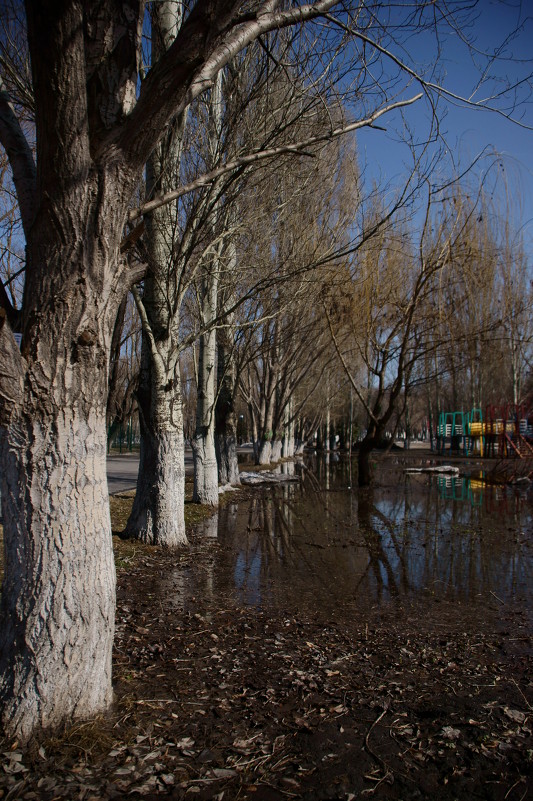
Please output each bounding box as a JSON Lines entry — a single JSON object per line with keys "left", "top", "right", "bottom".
{"left": 175, "top": 456, "right": 533, "bottom": 623}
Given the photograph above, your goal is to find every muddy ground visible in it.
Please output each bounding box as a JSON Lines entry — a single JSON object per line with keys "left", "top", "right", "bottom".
{"left": 1, "top": 455, "right": 532, "bottom": 800}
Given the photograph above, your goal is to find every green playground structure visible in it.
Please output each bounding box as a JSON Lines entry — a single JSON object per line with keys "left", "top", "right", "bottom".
{"left": 436, "top": 404, "right": 533, "bottom": 458}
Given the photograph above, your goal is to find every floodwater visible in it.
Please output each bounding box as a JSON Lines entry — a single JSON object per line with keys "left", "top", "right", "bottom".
{"left": 168, "top": 455, "right": 533, "bottom": 623}
{"left": 117, "top": 455, "right": 533, "bottom": 800}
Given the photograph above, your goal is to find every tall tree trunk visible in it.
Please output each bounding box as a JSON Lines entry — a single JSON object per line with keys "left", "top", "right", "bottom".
{"left": 0, "top": 174, "right": 127, "bottom": 739}
{"left": 193, "top": 294, "right": 219, "bottom": 505}
{"left": 358, "top": 438, "right": 374, "bottom": 487}
{"left": 294, "top": 417, "right": 306, "bottom": 454}
{"left": 125, "top": 338, "right": 186, "bottom": 545}
{"left": 106, "top": 295, "right": 129, "bottom": 446}
{"left": 325, "top": 397, "right": 331, "bottom": 451}
{"left": 192, "top": 73, "right": 222, "bottom": 505}
{"left": 316, "top": 422, "right": 324, "bottom": 451}
{"left": 0, "top": 407, "right": 115, "bottom": 740}
{"left": 257, "top": 437, "right": 272, "bottom": 464}
{"left": 249, "top": 402, "right": 260, "bottom": 461}
{"left": 271, "top": 437, "right": 282, "bottom": 462}
{"left": 282, "top": 400, "right": 295, "bottom": 457}
{"left": 256, "top": 378, "right": 274, "bottom": 464}
{"left": 257, "top": 402, "right": 274, "bottom": 464}
{"left": 329, "top": 418, "right": 336, "bottom": 451}
{"left": 125, "top": 0, "right": 187, "bottom": 546}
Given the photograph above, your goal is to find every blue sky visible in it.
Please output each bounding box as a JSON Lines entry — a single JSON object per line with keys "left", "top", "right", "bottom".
{"left": 355, "top": 0, "right": 533, "bottom": 248}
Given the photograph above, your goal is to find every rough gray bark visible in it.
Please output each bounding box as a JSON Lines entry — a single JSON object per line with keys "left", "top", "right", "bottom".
{"left": 0, "top": 0, "right": 148, "bottom": 737}
{"left": 124, "top": 0, "right": 187, "bottom": 546}
{"left": 126, "top": 339, "right": 186, "bottom": 545}
{"left": 193, "top": 314, "right": 219, "bottom": 504}
{"left": 0, "top": 164, "right": 128, "bottom": 739}
{"left": 0, "top": 0, "right": 341, "bottom": 741}
{"left": 192, "top": 73, "right": 223, "bottom": 505}
{"left": 0, "top": 407, "right": 115, "bottom": 739}
{"left": 270, "top": 439, "right": 282, "bottom": 461}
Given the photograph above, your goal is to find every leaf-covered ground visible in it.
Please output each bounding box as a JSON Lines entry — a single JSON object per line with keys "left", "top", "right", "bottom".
{"left": 1, "top": 516, "right": 532, "bottom": 801}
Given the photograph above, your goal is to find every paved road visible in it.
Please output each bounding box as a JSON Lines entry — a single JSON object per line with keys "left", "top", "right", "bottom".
{"left": 106, "top": 451, "right": 194, "bottom": 494}
{"left": 107, "top": 445, "right": 255, "bottom": 494}
{"left": 106, "top": 454, "right": 140, "bottom": 494}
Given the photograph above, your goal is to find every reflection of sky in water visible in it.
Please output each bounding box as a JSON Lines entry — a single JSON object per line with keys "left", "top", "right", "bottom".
{"left": 218, "top": 458, "right": 533, "bottom": 618}
{"left": 374, "top": 476, "right": 531, "bottom": 603}
{"left": 234, "top": 550, "right": 272, "bottom": 606}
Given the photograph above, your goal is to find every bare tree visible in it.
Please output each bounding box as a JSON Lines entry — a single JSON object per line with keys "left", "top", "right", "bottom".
{"left": 125, "top": 0, "right": 190, "bottom": 544}
{"left": 1, "top": 0, "right": 530, "bottom": 742}
{"left": 0, "top": 0, "right": 344, "bottom": 742}
{"left": 326, "top": 179, "right": 493, "bottom": 484}
{"left": 425, "top": 182, "right": 533, "bottom": 414}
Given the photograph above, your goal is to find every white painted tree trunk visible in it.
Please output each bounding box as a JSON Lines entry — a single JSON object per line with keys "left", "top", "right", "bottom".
{"left": 282, "top": 400, "right": 295, "bottom": 457}
{"left": 257, "top": 439, "right": 272, "bottom": 465}
{"left": 271, "top": 439, "right": 283, "bottom": 461}
{"left": 193, "top": 73, "right": 223, "bottom": 505}
{"left": 0, "top": 187, "right": 124, "bottom": 736}
{"left": 125, "top": 348, "right": 186, "bottom": 546}
{"left": 0, "top": 409, "right": 115, "bottom": 740}
{"left": 193, "top": 272, "right": 219, "bottom": 505}
{"left": 125, "top": 0, "right": 187, "bottom": 546}
{"left": 287, "top": 435, "right": 296, "bottom": 457}
{"left": 192, "top": 418, "right": 219, "bottom": 505}
{"left": 257, "top": 387, "right": 275, "bottom": 465}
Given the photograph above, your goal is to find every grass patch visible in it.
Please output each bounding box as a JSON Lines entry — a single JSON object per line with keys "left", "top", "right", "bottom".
{"left": 109, "top": 493, "right": 135, "bottom": 534}
{"left": 112, "top": 535, "right": 151, "bottom": 570}
{"left": 38, "top": 715, "right": 124, "bottom": 765}
{"left": 110, "top": 480, "right": 219, "bottom": 534}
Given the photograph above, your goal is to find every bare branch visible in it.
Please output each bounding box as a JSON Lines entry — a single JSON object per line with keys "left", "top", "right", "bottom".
{"left": 325, "top": 13, "right": 533, "bottom": 130}
{"left": 130, "top": 284, "right": 167, "bottom": 385}
{"left": 116, "top": 0, "right": 342, "bottom": 166}
{"left": 324, "top": 302, "right": 378, "bottom": 425}
{"left": 0, "top": 77, "right": 36, "bottom": 236}
{"left": 128, "top": 93, "right": 422, "bottom": 223}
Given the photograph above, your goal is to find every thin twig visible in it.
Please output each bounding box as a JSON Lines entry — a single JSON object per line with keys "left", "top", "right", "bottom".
{"left": 362, "top": 699, "right": 394, "bottom": 791}
{"left": 509, "top": 678, "right": 533, "bottom": 712}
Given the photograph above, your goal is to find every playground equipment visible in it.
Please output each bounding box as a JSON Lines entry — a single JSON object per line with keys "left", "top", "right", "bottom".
{"left": 437, "top": 474, "right": 483, "bottom": 506}
{"left": 436, "top": 473, "right": 528, "bottom": 514}
{"left": 436, "top": 410, "right": 474, "bottom": 454}
{"left": 436, "top": 404, "right": 533, "bottom": 459}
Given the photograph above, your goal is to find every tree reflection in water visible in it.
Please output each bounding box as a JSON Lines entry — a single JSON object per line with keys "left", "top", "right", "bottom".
{"left": 166, "top": 457, "right": 533, "bottom": 623}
